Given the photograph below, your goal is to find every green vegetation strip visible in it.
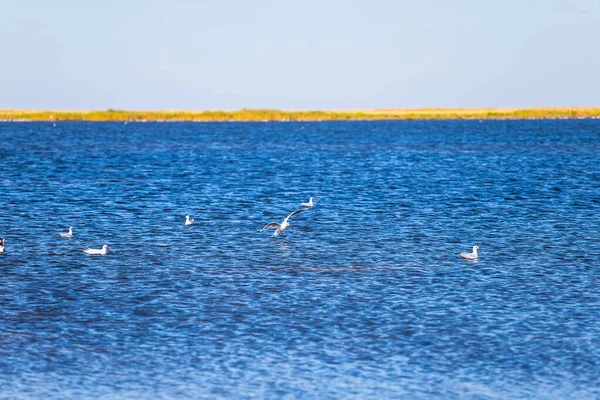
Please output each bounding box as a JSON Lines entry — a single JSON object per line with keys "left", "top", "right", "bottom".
{"left": 1, "top": 108, "right": 599, "bottom": 121}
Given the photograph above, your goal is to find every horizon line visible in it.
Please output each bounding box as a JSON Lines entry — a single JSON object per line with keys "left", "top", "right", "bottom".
{"left": 1, "top": 107, "right": 599, "bottom": 122}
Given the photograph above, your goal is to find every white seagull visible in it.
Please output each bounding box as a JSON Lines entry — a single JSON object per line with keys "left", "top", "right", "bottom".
{"left": 459, "top": 246, "right": 480, "bottom": 260}
{"left": 60, "top": 227, "right": 73, "bottom": 238}
{"left": 84, "top": 245, "right": 108, "bottom": 255}
{"left": 261, "top": 209, "right": 308, "bottom": 237}
{"left": 185, "top": 215, "right": 195, "bottom": 225}
{"left": 301, "top": 197, "right": 314, "bottom": 207}
{"left": 0, "top": 238, "right": 4, "bottom": 253}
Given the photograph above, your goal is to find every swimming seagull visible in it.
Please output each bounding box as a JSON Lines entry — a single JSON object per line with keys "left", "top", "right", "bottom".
{"left": 261, "top": 208, "right": 308, "bottom": 237}
{"left": 60, "top": 227, "right": 73, "bottom": 238}
{"left": 301, "top": 197, "right": 313, "bottom": 207}
{"left": 84, "top": 245, "right": 108, "bottom": 255}
{"left": 459, "top": 246, "right": 479, "bottom": 260}
{"left": 0, "top": 238, "right": 4, "bottom": 253}
{"left": 185, "top": 215, "right": 195, "bottom": 225}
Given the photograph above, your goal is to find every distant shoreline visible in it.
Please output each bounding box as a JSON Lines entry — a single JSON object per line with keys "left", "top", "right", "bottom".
{"left": 1, "top": 108, "right": 599, "bottom": 122}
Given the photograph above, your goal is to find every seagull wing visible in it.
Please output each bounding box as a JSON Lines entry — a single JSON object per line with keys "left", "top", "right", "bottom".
{"left": 261, "top": 222, "right": 280, "bottom": 232}
{"left": 284, "top": 208, "right": 308, "bottom": 222}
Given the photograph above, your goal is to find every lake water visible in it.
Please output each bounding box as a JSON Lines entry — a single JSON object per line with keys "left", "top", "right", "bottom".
{"left": 0, "top": 120, "right": 599, "bottom": 399}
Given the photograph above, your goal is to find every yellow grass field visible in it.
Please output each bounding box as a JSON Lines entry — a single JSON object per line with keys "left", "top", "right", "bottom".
{"left": 1, "top": 108, "right": 599, "bottom": 122}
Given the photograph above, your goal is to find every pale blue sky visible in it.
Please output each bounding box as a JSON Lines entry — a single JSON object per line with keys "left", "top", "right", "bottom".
{"left": 1, "top": 0, "right": 598, "bottom": 109}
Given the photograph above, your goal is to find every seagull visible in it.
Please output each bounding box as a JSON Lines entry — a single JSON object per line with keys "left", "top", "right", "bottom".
{"left": 84, "top": 245, "right": 108, "bottom": 255}
{"left": 459, "top": 246, "right": 479, "bottom": 260}
{"left": 60, "top": 227, "right": 73, "bottom": 238}
{"left": 185, "top": 215, "right": 195, "bottom": 225}
{"left": 0, "top": 238, "right": 4, "bottom": 253}
{"left": 301, "top": 197, "right": 313, "bottom": 207}
{"left": 261, "top": 209, "right": 308, "bottom": 237}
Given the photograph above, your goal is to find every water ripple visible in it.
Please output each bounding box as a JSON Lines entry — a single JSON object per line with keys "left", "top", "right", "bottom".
{"left": 0, "top": 120, "right": 599, "bottom": 399}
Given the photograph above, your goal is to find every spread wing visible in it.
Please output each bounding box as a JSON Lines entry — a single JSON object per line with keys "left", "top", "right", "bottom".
{"left": 260, "top": 222, "right": 280, "bottom": 232}
{"left": 285, "top": 208, "right": 308, "bottom": 222}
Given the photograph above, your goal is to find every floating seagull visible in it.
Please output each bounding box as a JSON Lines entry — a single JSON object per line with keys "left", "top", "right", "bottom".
{"left": 84, "top": 245, "right": 108, "bottom": 255}
{"left": 60, "top": 227, "right": 73, "bottom": 238}
{"left": 0, "top": 238, "right": 4, "bottom": 253}
{"left": 459, "top": 246, "right": 479, "bottom": 260}
{"left": 261, "top": 209, "right": 307, "bottom": 237}
{"left": 185, "top": 215, "right": 195, "bottom": 225}
{"left": 301, "top": 197, "right": 313, "bottom": 207}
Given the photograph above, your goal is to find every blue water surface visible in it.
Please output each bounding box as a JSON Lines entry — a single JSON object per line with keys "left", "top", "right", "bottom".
{"left": 0, "top": 120, "right": 599, "bottom": 399}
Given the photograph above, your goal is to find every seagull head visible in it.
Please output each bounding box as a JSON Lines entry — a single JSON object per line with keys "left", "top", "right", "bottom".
{"left": 102, "top": 245, "right": 109, "bottom": 250}
{"left": 473, "top": 246, "right": 480, "bottom": 250}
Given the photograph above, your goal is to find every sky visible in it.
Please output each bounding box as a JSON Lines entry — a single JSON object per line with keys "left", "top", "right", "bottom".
{"left": 1, "top": 0, "right": 599, "bottom": 110}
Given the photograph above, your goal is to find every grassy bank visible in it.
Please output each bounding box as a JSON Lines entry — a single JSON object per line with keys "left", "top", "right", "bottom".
{"left": 1, "top": 108, "right": 599, "bottom": 122}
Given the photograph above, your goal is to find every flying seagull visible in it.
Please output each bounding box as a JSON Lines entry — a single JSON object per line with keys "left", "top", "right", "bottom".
{"left": 261, "top": 209, "right": 308, "bottom": 237}
{"left": 84, "top": 245, "right": 108, "bottom": 255}
{"left": 459, "top": 246, "right": 479, "bottom": 260}
{"left": 185, "top": 215, "right": 195, "bottom": 225}
{"left": 60, "top": 227, "right": 73, "bottom": 238}
{"left": 301, "top": 197, "right": 313, "bottom": 207}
